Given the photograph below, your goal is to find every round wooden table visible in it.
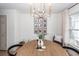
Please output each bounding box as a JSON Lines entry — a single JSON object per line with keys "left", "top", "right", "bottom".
{"left": 16, "top": 40, "right": 69, "bottom": 56}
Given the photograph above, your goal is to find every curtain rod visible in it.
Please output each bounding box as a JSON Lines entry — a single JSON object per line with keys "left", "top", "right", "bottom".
{"left": 68, "top": 3, "right": 79, "bottom": 9}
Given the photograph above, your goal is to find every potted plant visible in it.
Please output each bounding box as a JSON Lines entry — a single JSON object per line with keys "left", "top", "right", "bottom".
{"left": 39, "top": 34, "right": 44, "bottom": 40}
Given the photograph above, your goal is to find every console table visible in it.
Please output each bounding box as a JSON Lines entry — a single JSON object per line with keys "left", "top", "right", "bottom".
{"left": 16, "top": 40, "right": 69, "bottom": 56}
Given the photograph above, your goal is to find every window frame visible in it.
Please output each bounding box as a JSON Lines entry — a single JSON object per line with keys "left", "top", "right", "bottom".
{"left": 69, "top": 13, "right": 79, "bottom": 40}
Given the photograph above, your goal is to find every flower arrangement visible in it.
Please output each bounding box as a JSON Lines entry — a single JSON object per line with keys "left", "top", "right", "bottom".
{"left": 38, "top": 34, "right": 45, "bottom": 40}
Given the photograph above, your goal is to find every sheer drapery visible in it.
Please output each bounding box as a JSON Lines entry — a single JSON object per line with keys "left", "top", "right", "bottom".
{"left": 62, "top": 9, "right": 70, "bottom": 44}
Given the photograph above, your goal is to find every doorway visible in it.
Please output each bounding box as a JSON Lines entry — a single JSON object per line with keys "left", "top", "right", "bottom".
{"left": 0, "top": 15, "right": 7, "bottom": 50}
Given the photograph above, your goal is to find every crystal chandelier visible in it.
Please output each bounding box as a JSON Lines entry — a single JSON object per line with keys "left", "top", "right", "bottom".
{"left": 30, "top": 3, "right": 52, "bottom": 18}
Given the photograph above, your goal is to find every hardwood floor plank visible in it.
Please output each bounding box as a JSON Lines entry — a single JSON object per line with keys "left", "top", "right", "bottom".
{"left": 0, "top": 50, "right": 8, "bottom": 56}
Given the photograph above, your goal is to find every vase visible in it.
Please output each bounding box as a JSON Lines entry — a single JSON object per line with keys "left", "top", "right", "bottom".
{"left": 37, "top": 39, "right": 44, "bottom": 49}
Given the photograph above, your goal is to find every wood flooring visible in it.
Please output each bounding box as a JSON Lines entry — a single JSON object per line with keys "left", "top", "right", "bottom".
{"left": 0, "top": 50, "right": 8, "bottom": 56}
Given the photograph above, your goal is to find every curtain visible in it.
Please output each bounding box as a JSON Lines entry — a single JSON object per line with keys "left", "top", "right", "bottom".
{"left": 62, "top": 9, "right": 70, "bottom": 45}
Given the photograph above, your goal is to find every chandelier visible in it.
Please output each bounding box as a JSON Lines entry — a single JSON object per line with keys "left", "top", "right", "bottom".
{"left": 30, "top": 3, "right": 52, "bottom": 18}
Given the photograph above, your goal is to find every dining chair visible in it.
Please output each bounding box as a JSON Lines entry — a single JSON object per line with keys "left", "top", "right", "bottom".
{"left": 53, "top": 34, "right": 63, "bottom": 45}
{"left": 7, "top": 41, "right": 25, "bottom": 56}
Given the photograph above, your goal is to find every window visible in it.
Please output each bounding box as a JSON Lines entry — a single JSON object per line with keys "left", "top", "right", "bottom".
{"left": 70, "top": 13, "right": 79, "bottom": 41}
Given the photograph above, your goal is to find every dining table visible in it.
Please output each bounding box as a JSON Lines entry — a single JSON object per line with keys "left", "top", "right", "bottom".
{"left": 16, "top": 40, "right": 69, "bottom": 56}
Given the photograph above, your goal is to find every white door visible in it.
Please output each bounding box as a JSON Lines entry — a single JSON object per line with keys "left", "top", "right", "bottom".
{"left": 0, "top": 15, "right": 7, "bottom": 50}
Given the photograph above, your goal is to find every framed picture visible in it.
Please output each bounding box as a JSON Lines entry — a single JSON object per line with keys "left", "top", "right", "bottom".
{"left": 34, "top": 15, "right": 47, "bottom": 35}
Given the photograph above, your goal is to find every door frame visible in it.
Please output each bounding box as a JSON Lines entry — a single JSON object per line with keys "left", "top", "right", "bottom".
{"left": 0, "top": 15, "right": 7, "bottom": 50}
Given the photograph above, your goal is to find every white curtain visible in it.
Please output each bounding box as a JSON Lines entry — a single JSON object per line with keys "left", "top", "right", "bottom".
{"left": 62, "top": 9, "right": 70, "bottom": 45}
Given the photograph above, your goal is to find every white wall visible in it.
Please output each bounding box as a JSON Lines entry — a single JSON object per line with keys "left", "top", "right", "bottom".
{"left": 0, "top": 9, "right": 17, "bottom": 49}
{"left": 0, "top": 9, "right": 63, "bottom": 49}
{"left": 15, "top": 12, "right": 36, "bottom": 44}
{"left": 15, "top": 12, "right": 63, "bottom": 42}
{"left": 46, "top": 13, "right": 63, "bottom": 40}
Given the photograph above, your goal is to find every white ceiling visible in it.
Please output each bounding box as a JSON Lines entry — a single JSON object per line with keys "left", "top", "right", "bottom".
{"left": 0, "top": 3, "right": 75, "bottom": 13}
